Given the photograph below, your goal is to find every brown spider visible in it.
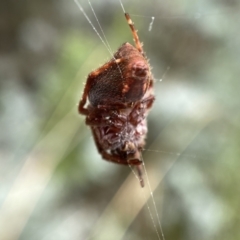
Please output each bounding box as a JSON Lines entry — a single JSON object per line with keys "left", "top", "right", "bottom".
{"left": 78, "top": 13, "right": 155, "bottom": 187}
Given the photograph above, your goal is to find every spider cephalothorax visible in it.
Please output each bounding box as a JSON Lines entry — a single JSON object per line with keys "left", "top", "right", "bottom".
{"left": 78, "top": 13, "right": 155, "bottom": 187}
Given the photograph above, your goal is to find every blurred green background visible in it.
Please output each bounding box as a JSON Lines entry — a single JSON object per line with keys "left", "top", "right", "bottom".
{"left": 1, "top": 0, "right": 240, "bottom": 239}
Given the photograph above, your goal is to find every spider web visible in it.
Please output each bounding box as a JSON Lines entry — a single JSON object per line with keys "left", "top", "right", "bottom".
{"left": 0, "top": 1, "right": 239, "bottom": 240}
{"left": 69, "top": 2, "right": 225, "bottom": 239}
{"left": 64, "top": 1, "right": 233, "bottom": 240}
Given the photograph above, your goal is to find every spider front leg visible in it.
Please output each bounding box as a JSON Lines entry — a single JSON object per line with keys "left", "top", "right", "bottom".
{"left": 78, "top": 58, "right": 122, "bottom": 116}
{"left": 125, "top": 13, "right": 144, "bottom": 56}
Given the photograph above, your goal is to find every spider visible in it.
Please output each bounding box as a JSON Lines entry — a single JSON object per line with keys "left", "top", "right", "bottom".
{"left": 78, "top": 13, "right": 155, "bottom": 187}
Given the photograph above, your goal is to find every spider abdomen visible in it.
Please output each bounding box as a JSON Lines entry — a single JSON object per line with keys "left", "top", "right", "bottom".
{"left": 88, "top": 43, "right": 151, "bottom": 107}
{"left": 94, "top": 107, "right": 147, "bottom": 161}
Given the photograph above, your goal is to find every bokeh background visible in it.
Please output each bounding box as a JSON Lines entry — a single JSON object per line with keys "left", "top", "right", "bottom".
{"left": 1, "top": 0, "right": 240, "bottom": 239}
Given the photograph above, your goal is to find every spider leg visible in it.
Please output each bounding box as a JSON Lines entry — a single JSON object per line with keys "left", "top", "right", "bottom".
{"left": 141, "top": 94, "right": 155, "bottom": 109}
{"left": 78, "top": 58, "right": 122, "bottom": 115}
{"left": 129, "top": 94, "right": 155, "bottom": 125}
{"left": 125, "top": 13, "right": 144, "bottom": 56}
{"left": 149, "top": 78, "right": 154, "bottom": 88}
{"left": 136, "top": 164, "right": 144, "bottom": 188}
{"left": 128, "top": 151, "right": 144, "bottom": 187}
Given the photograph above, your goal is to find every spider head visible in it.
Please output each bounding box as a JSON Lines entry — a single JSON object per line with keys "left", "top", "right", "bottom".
{"left": 113, "top": 43, "right": 151, "bottom": 103}
{"left": 122, "top": 58, "right": 151, "bottom": 102}
{"left": 131, "top": 60, "right": 149, "bottom": 81}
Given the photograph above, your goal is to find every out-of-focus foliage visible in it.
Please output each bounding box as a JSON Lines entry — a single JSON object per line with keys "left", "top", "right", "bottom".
{"left": 0, "top": 0, "right": 240, "bottom": 240}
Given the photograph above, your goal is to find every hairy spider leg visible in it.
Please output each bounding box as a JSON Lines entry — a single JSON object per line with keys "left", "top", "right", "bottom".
{"left": 78, "top": 58, "right": 122, "bottom": 115}
{"left": 141, "top": 93, "right": 155, "bottom": 109}
{"left": 127, "top": 94, "right": 155, "bottom": 127}
{"left": 125, "top": 13, "right": 144, "bottom": 56}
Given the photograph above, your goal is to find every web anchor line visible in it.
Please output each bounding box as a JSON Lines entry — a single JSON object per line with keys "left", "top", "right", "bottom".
{"left": 128, "top": 164, "right": 162, "bottom": 240}
{"left": 140, "top": 153, "right": 166, "bottom": 240}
